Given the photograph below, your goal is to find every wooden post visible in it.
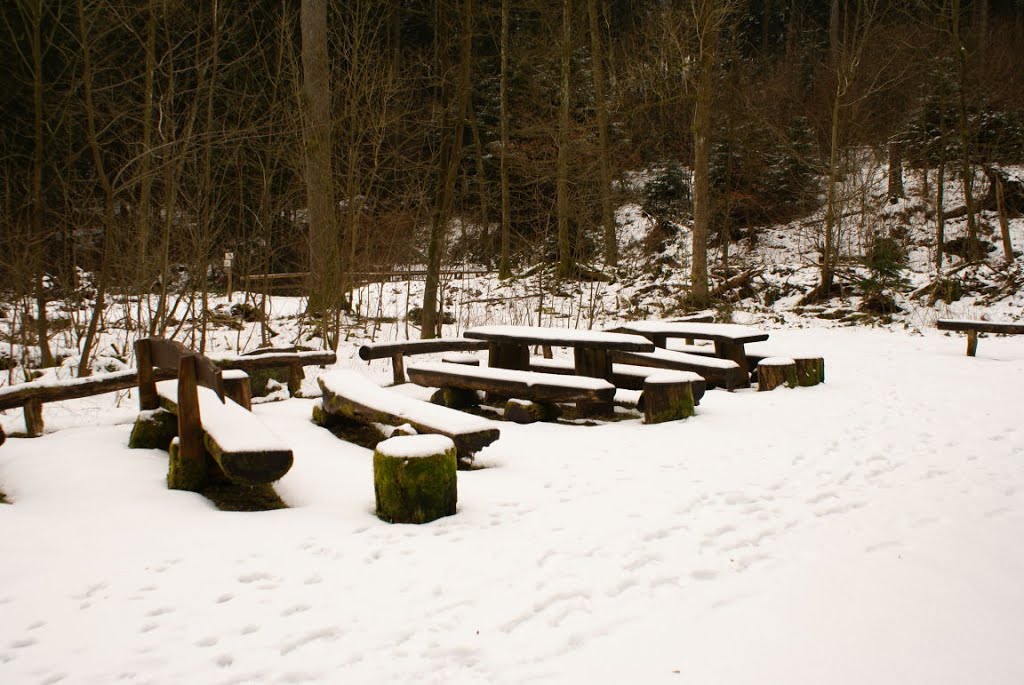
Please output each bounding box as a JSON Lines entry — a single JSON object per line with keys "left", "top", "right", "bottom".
{"left": 573, "top": 347, "right": 614, "bottom": 416}
{"left": 715, "top": 340, "right": 751, "bottom": 377}
{"left": 287, "top": 364, "right": 303, "bottom": 396}
{"left": 167, "top": 355, "right": 207, "bottom": 491}
{"left": 23, "top": 398, "right": 44, "bottom": 437}
{"left": 488, "top": 342, "right": 529, "bottom": 370}
{"left": 390, "top": 353, "right": 406, "bottom": 385}
{"left": 135, "top": 338, "right": 158, "bottom": 411}
{"left": 223, "top": 371, "right": 252, "bottom": 410}
{"left": 967, "top": 330, "right": 978, "bottom": 357}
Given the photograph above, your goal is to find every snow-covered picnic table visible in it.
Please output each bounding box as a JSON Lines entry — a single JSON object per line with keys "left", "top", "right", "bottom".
{"left": 463, "top": 325, "right": 655, "bottom": 414}
{"left": 610, "top": 320, "right": 769, "bottom": 376}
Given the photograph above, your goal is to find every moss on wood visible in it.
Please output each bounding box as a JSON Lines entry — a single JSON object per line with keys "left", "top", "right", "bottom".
{"left": 128, "top": 409, "right": 178, "bottom": 450}
{"left": 167, "top": 438, "right": 210, "bottom": 492}
{"left": 374, "top": 439, "right": 457, "bottom": 524}
{"left": 642, "top": 382, "right": 695, "bottom": 424}
{"left": 504, "top": 399, "right": 561, "bottom": 424}
{"left": 199, "top": 482, "right": 288, "bottom": 511}
{"left": 430, "top": 387, "right": 480, "bottom": 409}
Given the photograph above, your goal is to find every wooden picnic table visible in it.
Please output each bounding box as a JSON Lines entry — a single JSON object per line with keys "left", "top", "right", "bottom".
{"left": 463, "top": 325, "right": 654, "bottom": 414}
{"left": 611, "top": 321, "right": 769, "bottom": 376}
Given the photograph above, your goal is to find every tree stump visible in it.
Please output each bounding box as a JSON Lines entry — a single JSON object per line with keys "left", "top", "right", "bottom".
{"left": 430, "top": 386, "right": 480, "bottom": 409}
{"left": 504, "top": 398, "right": 561, "bottom": 424}
{"left": 639, "top": 371, "right": 699, "bottom": 423}
{"left": 129, "top": 408, "right": 178, "bottom": 449}
{"left": 373, "top": 435, "right": 457, "bottom": 524}
{"left": 757, "top": 357, "right": 798, "bottom": 391}
{"left": 793, "top": 357, "right": 825, "bottom": 386}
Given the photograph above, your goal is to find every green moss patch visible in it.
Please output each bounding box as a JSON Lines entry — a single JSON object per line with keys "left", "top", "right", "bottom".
{"left": 199, "top": 482, "right": 288, "bottom": 512}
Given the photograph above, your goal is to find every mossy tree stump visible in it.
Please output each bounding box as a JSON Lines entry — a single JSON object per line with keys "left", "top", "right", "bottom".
{"left": 129, "top": 408, "right": 178, "bottom": 449}
{"left": 374, "top": 435, "right": 457, "bottom": 524}
{"left": 757, "top": 357, "right": 798, "bottom": 391}
{"left": 430, "top": 386, "right": 480, "bottom": 409}
{"left": 504, "top": 399, "right": 561, "bottom": 424}
{"left": 639, "top": 371, "right": 699, "bottom": 423}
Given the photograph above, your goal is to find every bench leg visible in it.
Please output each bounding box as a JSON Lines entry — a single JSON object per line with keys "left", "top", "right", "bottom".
{"left": 573, "top": 347, "right": 614, "bottom": 417}
{"left": 966, "top": 330, "right": 978, "bottom": 357}
{"left": 391, "top": 354, "right": 406, "bottom": 385}
{"left": 24, "top": 399, "right": 44, "bottom": 438}
{"left": 287, "top": 364, "right": 304, "bottom": 395}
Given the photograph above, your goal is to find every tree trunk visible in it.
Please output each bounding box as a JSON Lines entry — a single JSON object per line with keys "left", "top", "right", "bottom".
{"left": 28, "top": 0, "right": 55, "bottom": 369}
{"left": 301, "top": 0, "right": 340, "bottom": 317}
{"left": 995, "top": 174, "right": 1013, "bottom": 263}
{"left": 556, "top": 0, "right": 573, "bottom": 279}
{"left": 887, "top": 139, "right": 904, "bottom": 201}
{"left": 951, "top": 0, "right": 979, "bottom": 261}
{"left": 587, "top": 0, "right": 616, "bottom": 267}
{"left": 690, "top": 0, "right": 719, "bottom": 308}
{"left": 936, "top": 162, "right": 946, "bottom": 271}
{"left": 498, "top": 0, "right": 512, "bottom": 279}
{"left": 422, "top": 0, "right": 473, "bottom": 339}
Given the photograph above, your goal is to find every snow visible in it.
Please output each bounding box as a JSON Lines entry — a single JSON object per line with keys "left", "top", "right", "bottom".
{"left": 2, "top": 326, "right": 1024, "bottom": 683}
{"left": 758, "top": 356, "right": 797, "bottom": 367}
{"left": 644, "top": 370, "right": 704, "bottom": 385}
{"left": 376, "top": 434, "right": 455, "bottom": 460}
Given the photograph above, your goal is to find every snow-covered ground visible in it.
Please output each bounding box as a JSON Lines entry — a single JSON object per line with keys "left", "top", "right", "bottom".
{"left": 2, "top": 325, "right": 1023, "bottom": 684}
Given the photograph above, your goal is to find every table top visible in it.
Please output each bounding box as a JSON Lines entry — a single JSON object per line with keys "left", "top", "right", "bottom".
{"left": 611, "top": 321, "right": 769, "bottom": 344}
{"left": 464, "top": 325, "right": 655, "bottom": 351}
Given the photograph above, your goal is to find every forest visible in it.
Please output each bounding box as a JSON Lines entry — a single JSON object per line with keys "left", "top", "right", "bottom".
{"left": 2, "top": 0, "right": 1023, "bottom": 369}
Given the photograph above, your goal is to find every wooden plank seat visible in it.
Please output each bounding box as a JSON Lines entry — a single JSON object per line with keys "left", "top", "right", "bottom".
{"left": 406, "top": 361, "right": 617, "bottom": 406}
{"left": 317, "top": 370, "right": 500, "bottom": 461}
{"left": 609, "top": 347, "right": 749, "bottom": 390}
{"left": 357, "top": 338, "right": 489, "bottom": 384}
{"left": 132, "top": 338, "right": 293, "bottom": 489}
{"left": 528, "top": 357, "right": 706, "bottom": 403}
{"left": 155, "top": 380, "right": 293, "bottom": 485}
{"left": 936, "top": 319, "right": 1024, "bottom": 356}
{"left": 666, "top": 342, "right": 824, "bottom": 387}
{"left": 212, "top": 349, "right": 336, "bottom": 396}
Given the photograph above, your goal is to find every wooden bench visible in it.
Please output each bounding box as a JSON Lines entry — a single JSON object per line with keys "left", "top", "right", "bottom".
{"left": 529, "top": 357, "right": 707, "bottom": 404}
{"left": 212, "top": 348, "right": 336, "bottom": 396}
{"left": 609, "top": 347, "right": 749, "bottom": 390}
{"left": 316, "top": 370, "right": 500, "bottom": 463}
{"left": 357, "top": 338, "right": 489, "bottom": 385}
{"left": 666, "top": 343, "right": 825, "bottom": 387}
{"left": 936, "top": 319, "right": 1024, "bottom": 356}
{"left": 0, "top": 343, "right": 332, "bottom": 439}
{"left": 132, "top": 338, "right": 293, "bottom": 490}
{"left": 406, "top": 361, "right": 616, "bottom": 422}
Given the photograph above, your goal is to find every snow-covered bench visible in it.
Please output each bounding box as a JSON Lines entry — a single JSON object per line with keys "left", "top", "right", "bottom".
{"left": 316, "top": 370, "right": 500, "bottom": 463}
{"left": 936, "top": 319, "right": 1024, "bottom": 356}
{"left": 407, "top": 361, "right": 616, "bottom": 405}
{"left": 529, "top": 356, "right": 707, "bottom": 404}
{"left": 609, "top": 347, "right": 749, "bottom": 390}
{"left": 357, "top": 338, "right": 489, "bottom": 385}
{"left": 131, "top": 338, "right": 293, "bottom": 490}
{"left": 154, "top": 378, "right": 293, "bottom": 486}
